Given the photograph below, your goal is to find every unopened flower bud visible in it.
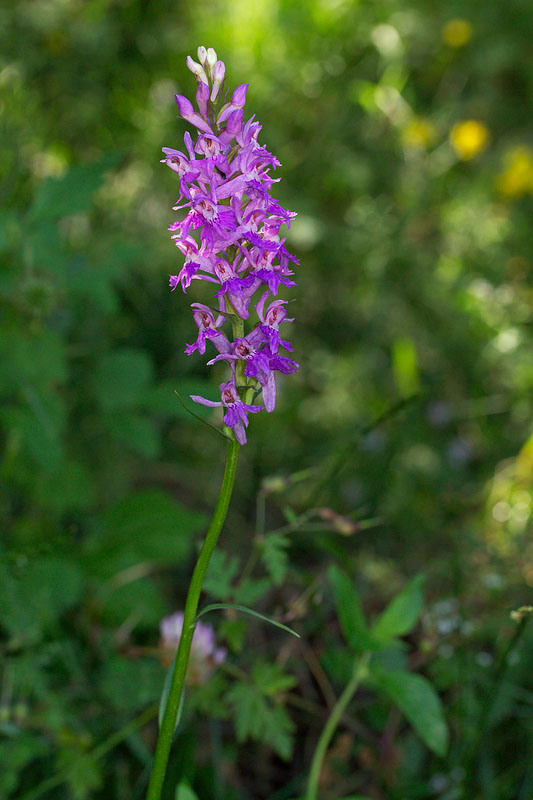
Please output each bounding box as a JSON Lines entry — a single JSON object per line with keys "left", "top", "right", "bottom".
{"left": 232, "top": 83, "right": 248, "bottom": 108}
{"left": 175, "top": 94, "right": 212, "bottom": 134}
{"left": 175, "top": 94, "right": 194, "bottom": 118}
{"left": 217, "top": 84, "right": 249, "bottom": 124}
{"left": 211, "top": 60, "right": 226, "bottom": 102}
{"left": 225, "top": 108, "right": 243, "bottom": 136}
{"left": 196, "top": 81, "right": 210, "bottom": 119}
{"left": 206, "top": 47, "right": 218, "bottom": 69}
{"left": 197, "top": 45, "right": 207, "bottom": 65}
{"left": 186, "top": 55, "right": 208, "bottom": 85}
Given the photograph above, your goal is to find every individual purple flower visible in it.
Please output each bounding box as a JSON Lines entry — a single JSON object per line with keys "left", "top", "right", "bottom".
{"left": 191, "top": 379, "right": 262, "bottom": 445}
{"left": 213, "top": 257, "right": 259, "bottom": 319}
{"left": 162, "top": 48, "right": 298, "bottom": 443}
{"left": 208, "top": 338, "right": 298, "bottom": 412}
{"left": 254, "top": 293, "right": 294, "bottom": 353}
{"left": 185, "top": 303, "right": 231, "bottom": 356}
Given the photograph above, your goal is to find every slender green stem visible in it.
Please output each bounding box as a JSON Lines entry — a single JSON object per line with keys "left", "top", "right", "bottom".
{"left": 305, "top": 652, "right": 370, "bottom": 800}
{"left": 146, "top": 438, "right": 240, "bottom": 800}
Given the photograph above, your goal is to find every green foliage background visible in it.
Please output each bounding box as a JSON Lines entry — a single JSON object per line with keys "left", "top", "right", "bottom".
{"left": 1, "top": 1, "right": 532, "bottom": 799}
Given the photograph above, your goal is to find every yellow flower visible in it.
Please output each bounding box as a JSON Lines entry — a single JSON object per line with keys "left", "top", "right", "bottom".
{"left": 496, "top": 146, "right": 533, "bottom": 198}
{"left": 401, "top": 118, "right": 436, "bottom": 150}
{"left": 450, "top": 120, "right": 490, "bottom": 160}
{"left": 442, "top": 19, "right": 473, "bottom": 48}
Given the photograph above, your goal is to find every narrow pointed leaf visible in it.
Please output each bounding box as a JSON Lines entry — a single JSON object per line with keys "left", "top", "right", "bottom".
{"left": 196, "top": 603, "right": 300, "bottom": 638}
{"left": 372, "top": 573, "right": 425, "bottom": 643}
{"left": 158, "top": 654, "right": 185, "bottom": 732}
{"left": 328, "top": 564, "right": 375, "bottom": 650}
{"left": 371, "top": 665, "right": 448, "bottom": 756}
{"left": 175, "top": 782, "right": 199, "bottom": 800}
{"left": 173, "top": 389, "right": 230, "bottom": 440}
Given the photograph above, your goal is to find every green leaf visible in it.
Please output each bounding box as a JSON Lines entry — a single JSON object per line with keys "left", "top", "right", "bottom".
{"left": 251, "top": 661, "right": 297, "bottom": 695}
{"left": 227, "top": 682, "right": 264, "bottom": 743}
{"left": 109, "top": 411, "right": 160, "bottom": 459}
{"left": 175, "top": 783, "right": 199, "bottom": 800}
{"left": 372, "top": 574, "right": 425, "bottom": 643}
{"left": 219, "top": 618, "right": 246, "bottom": 652}
{"left": 0, "top": 557, "right": 84, "bottom": 641}
{"left": 392, "top": 337, "right": 420, "bottom": 398}
{"left": 371, "top": 665, "right": 448, "bottom": 756}
{"left": 328, "top": 564, "right": 374, "bottom": 650}
{"left": 173, "top": 389, "right": 230, "bottom": 440}
{"left": 232, "top": 577, "right": 271, "bottom": 606}
{"left": 226, "top": 681, "right": 295, "bottom": 760}
{"left": 0, "top": 733, "right": 49, "bottom": 795}
{"left": 0, "top": 329, "right": 66, "bottom": 392}
{"left": 143, "top": 379, "right": 222, "bottom": 419}
{"left": 28, "top": 154, "right": 120, "bottom": 221}
{"left": 261, "top": 532, "right": 290, "bottom": 584}
{"left": 1, "top": 404, "right": 63, "bottom": 472}
{"left": 21, "top": 556, "right": 83, "bottom": 614}
{"left": 57, "top": 749, "right": 102, "bottom": 800}
{"left": 196, "top": 604, "right": 300, "bottom": 638}
{"left": 35, "top": 458, "right": 95, "bottom": 513}
{"left": 261, "top": 704, "right": 295, "bottom": 761}
{"left": 159, "top": 654, "right": 185, "bottom": 732}
{"left": 192, "top": 671, "right": 229, "bottom": 718}
{"left": 87, "top": 489, "right": 205, "bottom": 577}
{"left": 321, "top": 645, "right": 359, "bottom": 686}
{"left": 100, "top": 657, "right": 162, "bottom": 712}
{"left": 26, "top": 221, "right": 68, "bottom": 276}
{"left": 93, "top": 349, "right": 153, "bottom": 411}
{"left": 99, "top": 576, "right": 167, "bottom": 629}
{"left": 202, "top": 549, "right": 239, "bottom": 600}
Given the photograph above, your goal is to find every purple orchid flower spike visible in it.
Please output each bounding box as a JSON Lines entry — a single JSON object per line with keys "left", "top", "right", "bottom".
{"left": 162, "top": 49, "right": 299, "bottom": 443}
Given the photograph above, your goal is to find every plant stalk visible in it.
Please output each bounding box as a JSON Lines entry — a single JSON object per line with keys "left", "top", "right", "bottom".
{"left": 305, "top": 651, "right": 370, "bottom": 800}
{"left": 146, "top": 437, "right": 240, "bottom": 800}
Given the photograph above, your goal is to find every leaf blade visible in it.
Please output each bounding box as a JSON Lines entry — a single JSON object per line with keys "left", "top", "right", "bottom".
{"left": 196, "top": 603, "right": 300, "bottom": 638}
{"left": 158, "top": 653, "right": 185, "bottom": 733}
{"left": 328, "top": 564, "right": 374, "bottom": 650}
{"left": 372, "top": 573, "right": 425, "bottom": 643}
{"left": 175, "top": 782, "right": 199, "bottom": 800}
{"left": 371, "top": 665, "right": 448, "bottom": 756}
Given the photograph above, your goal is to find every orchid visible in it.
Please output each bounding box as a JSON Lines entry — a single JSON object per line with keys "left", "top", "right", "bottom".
{"left": 164, "top": 47, "right": 298, "bottom": 444}
{"left": 147, "top": 49, "right": 299, "bottom": 800}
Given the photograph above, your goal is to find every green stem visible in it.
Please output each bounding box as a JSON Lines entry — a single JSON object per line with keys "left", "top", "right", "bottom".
{"left": 146, "top": 438, "right": 240, "bottom": 800}
{"left": 305, "top": 652, "right": 370, "bottom": 800}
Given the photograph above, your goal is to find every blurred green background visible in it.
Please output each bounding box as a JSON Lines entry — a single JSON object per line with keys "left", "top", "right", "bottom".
{"left": 1, "top": 0, "right": 532, "bottom": 798}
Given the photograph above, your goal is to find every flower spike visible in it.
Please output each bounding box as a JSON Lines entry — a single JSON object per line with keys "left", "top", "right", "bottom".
{"left": 162, "top": 50, "right": 299, "bottom": 443}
